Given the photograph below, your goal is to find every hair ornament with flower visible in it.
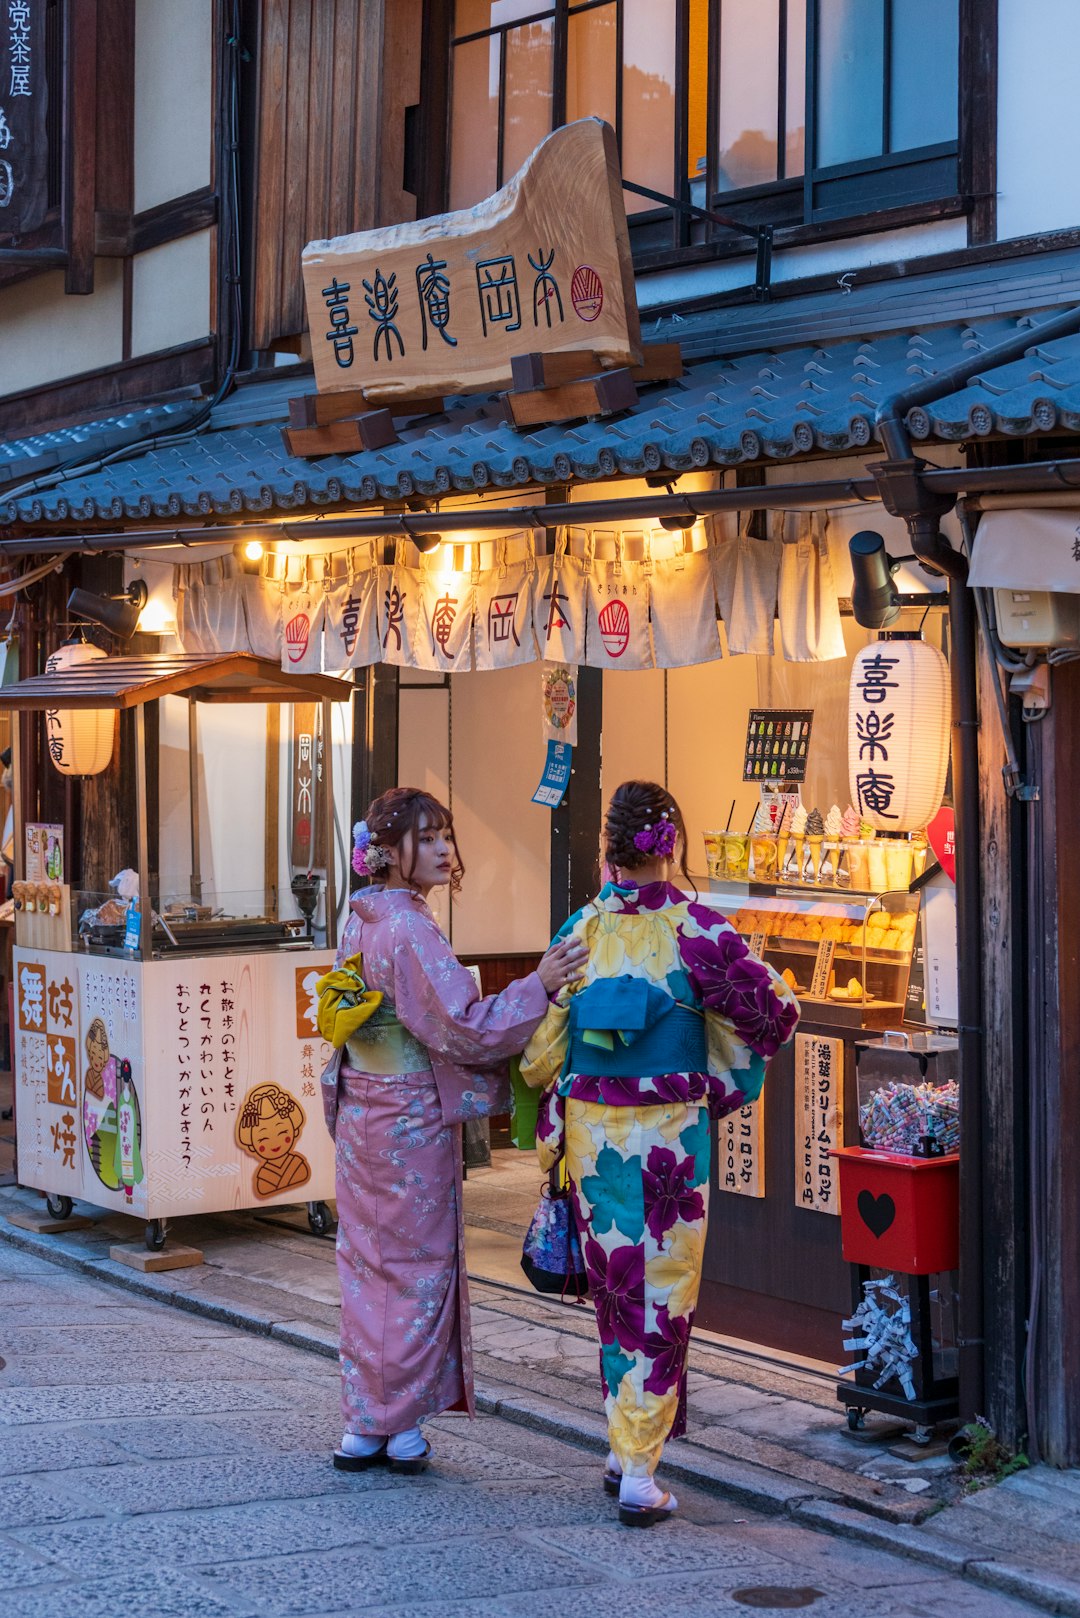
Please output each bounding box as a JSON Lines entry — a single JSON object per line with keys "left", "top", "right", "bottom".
{"left": 352, "top": 820, "right": 393, "bottom": 877}
{"left": 632, "top": 809, "right": 677, "bottom": 859}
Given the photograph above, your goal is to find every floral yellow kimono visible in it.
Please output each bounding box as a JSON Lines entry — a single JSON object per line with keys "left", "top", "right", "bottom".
{"left": 521, "top": 880, "right": 799, "bottom": 1479}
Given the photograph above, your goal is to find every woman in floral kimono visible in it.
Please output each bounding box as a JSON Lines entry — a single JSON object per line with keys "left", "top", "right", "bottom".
{"left": 321, "top": 787, "right": 586, "bottom": 1475}
{"left": 522, "top": 781, "right": 799, "bottom": 1526}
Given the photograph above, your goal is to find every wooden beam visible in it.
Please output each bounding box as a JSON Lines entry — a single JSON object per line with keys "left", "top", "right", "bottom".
{"left": 501, "top": 368, "right": 638, "bottom": 429}
{"left": 288, "top": 389, "right": 445, "bottom": 428}
{"left": 511, "top": 342, "right": 683, "bottom": 392}
{"left": 64, "top": 0, "right": 98, "bottom": 295}
{"left": 281, "top": 412, "right": 400, "bottom": 458}
{"left": 0, "top": 339, "right": 214, "bottom": 437}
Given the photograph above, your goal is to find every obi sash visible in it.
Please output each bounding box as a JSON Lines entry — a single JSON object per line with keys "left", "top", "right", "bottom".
{"left": 344, "top": 1000, "right": 433, "bottom": 1077}
{"left": 562, "top": 975, "right": 707, "bottom": 1080}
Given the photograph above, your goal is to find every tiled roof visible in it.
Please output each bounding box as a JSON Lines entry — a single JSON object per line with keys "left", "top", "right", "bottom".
{"left": 0, "top": 400, "right": 198, "bottom": 484}
{"left": 4, "top": 304, "right": 1080, "bottom": 529}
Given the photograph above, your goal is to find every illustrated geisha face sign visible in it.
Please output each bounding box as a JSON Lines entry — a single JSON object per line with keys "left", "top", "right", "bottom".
{"left": 301, "top": 119, "right": 641, "bottom": 399}
{"left": 13, "top": 949, "right": 337, "bottom": 1219}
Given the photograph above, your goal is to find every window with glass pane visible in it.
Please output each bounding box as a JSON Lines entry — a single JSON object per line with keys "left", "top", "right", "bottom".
{"left": 449, "top": 1, "right": 555, "bottom": 210}
{"left": 815, "top": 0, "right": 959, "bottom": 170}
{"left": 714, "top": 0, "right": 805, "bottom": 193}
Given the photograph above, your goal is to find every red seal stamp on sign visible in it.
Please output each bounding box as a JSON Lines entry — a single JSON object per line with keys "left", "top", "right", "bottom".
{"left": 597, "top": 599, "right": 630, "bottom": 658}
{"left": 571, "top": 265, "right": 604, "bottom": 322}
{"left": 285, "top": 612, "right": 311, "bottom": 664}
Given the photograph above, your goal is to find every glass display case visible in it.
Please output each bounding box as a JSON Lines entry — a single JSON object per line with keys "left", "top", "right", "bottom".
{"left": 699, "top": 882, "right": 921, "bottom": 1029}
{"left": 73, "top": 889, "right": 311, "bottom": 959}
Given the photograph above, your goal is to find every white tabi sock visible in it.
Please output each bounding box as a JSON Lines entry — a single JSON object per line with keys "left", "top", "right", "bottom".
{"left": 619, "top": 1474, "right": 678, "bottom": 1512}
{"left": 387, "top": 1425, "right": 428, "bottom": 1459}
{"left": 339, "top": 1432, "right": 386, "bottom": 1457}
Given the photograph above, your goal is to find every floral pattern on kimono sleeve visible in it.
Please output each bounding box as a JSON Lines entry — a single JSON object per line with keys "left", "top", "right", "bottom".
{"left": 388, "top": 904, "right": 549, "bottom": 1065}
{"left": 520, "top": 1000, "right": 570, "bottom": 1091}
{"left": 679, "top": 903, "right": 799, "bottom": 1059}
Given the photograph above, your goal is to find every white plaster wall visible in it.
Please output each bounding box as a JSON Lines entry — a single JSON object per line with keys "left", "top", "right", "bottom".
{"left": 397, "top": 683, "right": 452, "bottom": 936}
{"left": 996, "top": 0, "right": 1080, "bottom": 241}
{"left": 133, "top": 0, "right": 214, "bottom": 213}
{"left": 129, "top": 230, "right": 213, "bottom": 356}
{"left": 0, "top": 261, "right": 124, "bottom": 397}
{"left": 667, "top": 651, "right": 762, "bottom": 879}
{"left": 448, "top": 665, "right": 552, "bottom": 955}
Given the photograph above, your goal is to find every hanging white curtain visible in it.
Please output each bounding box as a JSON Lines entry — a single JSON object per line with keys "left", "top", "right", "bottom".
{"left": 322, "top": 545, "right": 381, "bottom": 671}
{"left": 278, "top": 555, "right": 326, "bottom": 674}
{"left": 414, "top": 556, "right": 475, "bottom": 673}
{"left": 533, "top": 530, "right": 588, "bottom": 663}
{"left": 173, "top": 555, "right": 282, "bottom": 659}
{"left": 778, "top": 511, "right": 846, "bottom": 662}
{"left": 584, "top": 532, "right": 655, "bottom": 671}
{"left": 649, "top": 532, "right": 722, "bottom": 667}
{"left": 376, "top": 545, "right": 422, "bottom": 668}
{"left": 474, "top": 534, "right": 539, "bottom": 670}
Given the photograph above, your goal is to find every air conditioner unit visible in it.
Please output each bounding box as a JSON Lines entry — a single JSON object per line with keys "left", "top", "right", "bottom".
{"left": 993, "top": 588, "right": 1080, "bottom": 650}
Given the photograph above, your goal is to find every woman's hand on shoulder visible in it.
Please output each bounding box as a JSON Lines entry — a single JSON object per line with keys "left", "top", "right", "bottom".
{"left": 536, "top": 935, "right": 589, "bottom": 995}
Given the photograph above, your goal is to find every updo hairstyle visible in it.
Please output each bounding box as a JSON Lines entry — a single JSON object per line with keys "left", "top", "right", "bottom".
{"left": 365, "top": 786, "right": 465, "bottom": 895}
{"left": 603, "top": 780, "right": 692, "bottom": 886}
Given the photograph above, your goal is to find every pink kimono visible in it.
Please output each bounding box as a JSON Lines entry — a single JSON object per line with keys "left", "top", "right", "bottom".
{"left": 325, "top": 886, "right": 548, "bottom": 1436}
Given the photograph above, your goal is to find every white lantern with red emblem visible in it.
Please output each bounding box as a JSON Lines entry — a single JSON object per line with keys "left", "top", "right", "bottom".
{"left": 44, "top": 642, "right": 117, "bottom": 777}
{"left": 847, "top": 640, "right": 951, "bottom": 832}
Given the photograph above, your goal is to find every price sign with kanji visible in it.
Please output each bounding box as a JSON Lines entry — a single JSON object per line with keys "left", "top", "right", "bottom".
{"left": 717, "top": 1100, "right": 765, "bottom": 1198}
{"left": 743, "top": 709, "right": 814, "bottom": 784}
{"left": 302, "top": 120, "right": 640, "bottom": 399}
{"left": 794, "top": 1033, "right": 843, "bottom": 1215}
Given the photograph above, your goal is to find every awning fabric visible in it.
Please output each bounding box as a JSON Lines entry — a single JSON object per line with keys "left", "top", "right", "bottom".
{"left": 968, "top": 510, "right": 1080, "bottom": 592}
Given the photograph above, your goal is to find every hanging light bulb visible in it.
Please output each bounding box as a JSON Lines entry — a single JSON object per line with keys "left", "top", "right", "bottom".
{"left": 243, "top": 539, "right": 265, "bottom": 562}
{"left": 44, "top": 642, "right": 117, "bottom": 778}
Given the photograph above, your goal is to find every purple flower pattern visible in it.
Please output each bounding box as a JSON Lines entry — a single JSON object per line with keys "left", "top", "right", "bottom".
{"left": 642, "top": 1144, "right": 706, "bottom": 1243}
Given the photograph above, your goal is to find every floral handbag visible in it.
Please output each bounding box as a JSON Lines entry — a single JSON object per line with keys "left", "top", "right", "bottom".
{"left": 520, "top": 1163, "right": 588, "bottom": 1300}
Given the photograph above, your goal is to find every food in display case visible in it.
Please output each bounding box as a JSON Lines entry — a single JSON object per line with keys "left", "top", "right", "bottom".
{"left": 703, "top": 803, "right": 934, "bottom": 895}
{"left": 699, "top": 885, "right": 921, "bottom": 1026}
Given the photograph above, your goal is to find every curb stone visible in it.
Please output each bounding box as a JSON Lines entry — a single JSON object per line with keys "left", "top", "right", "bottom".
{"left": 2, "top": 1214, "right": 1074, "bottom": 1617}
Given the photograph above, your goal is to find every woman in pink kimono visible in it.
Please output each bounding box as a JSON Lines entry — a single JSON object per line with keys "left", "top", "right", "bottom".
{"left": 321, "top": 786, "right": 586, "bottom": 1474}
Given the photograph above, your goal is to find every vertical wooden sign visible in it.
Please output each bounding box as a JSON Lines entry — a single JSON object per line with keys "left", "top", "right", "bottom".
{"left": 289, "top": 704, "right": 326, "bottom": 871}
{"left": 717, "top": 1101, "right": 765, "bottom": 1198}
{"left": 810, "top": 939, "right": 836, "bottom": 1002}
{"left": 0, "top": 2, "right": 48, "bottom": 234}
{"left": 794, "top": 1032, "right": 843, "bottom": 1215}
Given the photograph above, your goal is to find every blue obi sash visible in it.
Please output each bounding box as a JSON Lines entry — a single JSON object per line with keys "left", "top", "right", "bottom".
{"left": 563, "top": 976, "right": 708, "bottom": 1079}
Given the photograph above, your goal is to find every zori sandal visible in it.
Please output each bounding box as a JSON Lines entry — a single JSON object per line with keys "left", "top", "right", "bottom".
{"left": 387, "top": 1439, "right": 432, "bottom": 1475}
{"left": 618, "top": 1491, "right": 676, "bottom": 1527}
{"left": 333, "top": 1440, "right": 388, "bottom": 1472}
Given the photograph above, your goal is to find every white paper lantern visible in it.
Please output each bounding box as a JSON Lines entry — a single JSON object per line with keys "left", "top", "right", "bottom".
{"left": 44, "top": 642, "right": 117, "bottom": 777}
{"left": 848, "top": 640, "right": 951, "bottom": 832}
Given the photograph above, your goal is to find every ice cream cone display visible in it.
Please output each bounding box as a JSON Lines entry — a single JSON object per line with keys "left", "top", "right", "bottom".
{"left": 821, "top": 804, "right": 843, "bottom": 882}
{"left": 776, "top": 799, "right": 794, "bottom": 876}
{"left": 791, "top": 803, "right": 808, "bottom": 880}
{"left": 838, "top": 805, "right": 861, "bottom": 886}
{"left": 805, "top": 807, "right": 825, "bottom": 881}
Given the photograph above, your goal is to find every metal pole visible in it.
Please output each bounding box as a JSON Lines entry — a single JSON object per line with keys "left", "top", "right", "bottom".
{"left": 134, "top": 706, "right": 152, "bottom": 959}
{"left": 321, "top": 696, "right": 337, "bottom": 951}
{"left": 188, "top": 698, "right": 202, "bottom": 902}
{"left": 10, "top": 713, "right": 23, "bottom": 883}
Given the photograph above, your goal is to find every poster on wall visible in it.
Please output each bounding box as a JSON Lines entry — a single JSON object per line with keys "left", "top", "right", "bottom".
{"left": 25, "top": 823, "right": 63, "bottom": 882}
{"left": 717, "top": 1101, "right": 765, "bottom": 1198}
{"left": 794, "top": 1032, "right": 843, "bottom": 1215}
{"left": 743, "top": 709, "right": 814, "bottom": 783}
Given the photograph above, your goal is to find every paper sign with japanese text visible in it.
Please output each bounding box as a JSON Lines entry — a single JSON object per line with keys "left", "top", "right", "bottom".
{"left": 795, "top": 1032, "right": 843, "bottom": 1215}
{"left": 531, "top": 740, "right": 573, "bottom": 808}
{"left": 717, "top": 1101, "right": 765, "bottom": 1198}
{"left": 13, "top": 949, "right": 338, "bottom": 1220}
{"left": 302, "top": 120, "right": 640, "bottom": 398}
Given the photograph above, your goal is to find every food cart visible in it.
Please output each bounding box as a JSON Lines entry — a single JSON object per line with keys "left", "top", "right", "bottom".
{"left": 6, "top": 652, "right": 349, "bottom": 1249}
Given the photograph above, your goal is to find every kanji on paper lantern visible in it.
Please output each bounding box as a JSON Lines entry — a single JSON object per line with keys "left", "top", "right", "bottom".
{"left": 848, "top": 640, "right": 951, "bottom": 832}
{"left": 44, "top": 642, "right": 117, "bottom": 777}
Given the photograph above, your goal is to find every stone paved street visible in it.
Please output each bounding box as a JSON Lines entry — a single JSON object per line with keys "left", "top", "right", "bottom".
{"left": 0, "top": 1242, "right": 1045, "bottom": 1618}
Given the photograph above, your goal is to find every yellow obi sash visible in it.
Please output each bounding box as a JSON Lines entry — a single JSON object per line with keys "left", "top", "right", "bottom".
{"left": 344, "top": 1001, "right": 433, "bottom": 1077}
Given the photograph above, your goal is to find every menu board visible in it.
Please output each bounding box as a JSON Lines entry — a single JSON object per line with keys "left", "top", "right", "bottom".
{"left": 794, "top": 1032, "right": 843, "bottom": 1216}
{"left": 717, "top": 1100, "right": 765, "bottom": 1198}
{"left": 743, "top": 710, "right": 814, "bottom": 783}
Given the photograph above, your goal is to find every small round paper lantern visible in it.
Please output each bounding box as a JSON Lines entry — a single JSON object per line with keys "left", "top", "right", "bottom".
{"left": 44, "top": 642, "right": 117, "bottom": 777}
{"left": 848, "top": 640, "right": 951, "bottom": 832}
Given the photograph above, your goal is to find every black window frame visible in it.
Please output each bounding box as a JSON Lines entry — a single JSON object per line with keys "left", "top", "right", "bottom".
{"left": 441, "top": 0, "right": 986, "bottom": 268}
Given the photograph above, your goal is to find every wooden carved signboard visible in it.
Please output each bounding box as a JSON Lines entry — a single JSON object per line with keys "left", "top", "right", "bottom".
{"left": 301, "top": 119, "right": 642, "bottom": 399}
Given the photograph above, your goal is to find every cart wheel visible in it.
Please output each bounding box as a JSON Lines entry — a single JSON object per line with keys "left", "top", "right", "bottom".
{"left": 307, "top": 1201, "right": 334, "bottom": 1238}
{"left": 145, "top": 1220, "right": 167, "bottom": 1252}
{"left": 847, "top": 1407, "right": 867, "bottom": 1432}
{"left": 911, "top": 1424, "right": 933, "bottom": 1446}
{"left": 45, "top": 1195, "right": 73, "bottom": 1221}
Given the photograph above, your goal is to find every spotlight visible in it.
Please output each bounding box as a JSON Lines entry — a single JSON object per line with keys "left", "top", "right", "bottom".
{"left": 243, "top": 539, "right": 265, "bottom": 561}
{"left": 407, "top": 529, "right": 441, "bottom": 554}
{"left": 848, "top": 531, "right": 901, "bottom": 629}
{"left": 67, "top": 579, "right": 149, "bottom": 641}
